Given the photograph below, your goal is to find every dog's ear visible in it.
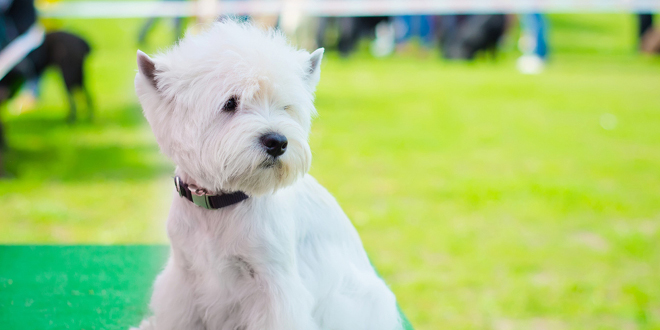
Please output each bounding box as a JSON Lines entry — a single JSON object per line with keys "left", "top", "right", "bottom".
{"left": 137, "top": 50, "right": 159, "bottom": 90}
{"left": 306, "top": 48, "right": 324, "bottom": 88}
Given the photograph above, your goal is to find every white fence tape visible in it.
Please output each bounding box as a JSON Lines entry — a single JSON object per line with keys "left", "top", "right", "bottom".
{"left": 38, "top": 0, "right": 660, "bottom": 19}
{"left": 0, "top": 24, "right": 45, "bottom": 79}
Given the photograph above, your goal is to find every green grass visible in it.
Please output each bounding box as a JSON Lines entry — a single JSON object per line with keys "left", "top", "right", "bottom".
{"left": 1, "top": 13, "right": 660, "bottom": 330}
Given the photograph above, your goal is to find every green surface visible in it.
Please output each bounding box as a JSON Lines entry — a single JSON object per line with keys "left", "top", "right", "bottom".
{"left": 1, "top": 13, "right": 660, "bottom": 330}
{"left": 0, "top": 246, "right": 414, "bottom": 330}
{"left": 0, "top": 246, "right": 167, "bottom": 330}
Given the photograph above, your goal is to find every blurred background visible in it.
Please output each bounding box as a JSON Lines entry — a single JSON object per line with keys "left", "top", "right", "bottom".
{"left": 1, "top": 0, "right": 660, "bottom": 329}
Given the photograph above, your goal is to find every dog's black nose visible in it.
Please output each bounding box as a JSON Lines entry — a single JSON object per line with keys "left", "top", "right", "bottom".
{"left": 261, "top": 133, "right": 288, "bottom": 157}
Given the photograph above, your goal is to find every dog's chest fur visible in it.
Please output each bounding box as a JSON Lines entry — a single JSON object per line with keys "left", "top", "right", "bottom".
{"left": 168, "top": 188, "right": 297, "bottom": 324}
{"left": 153, "top": 173, "right": 401, "bottom": 330}
{"left": 164, "top": 172, "right": 311, "bottom": 325}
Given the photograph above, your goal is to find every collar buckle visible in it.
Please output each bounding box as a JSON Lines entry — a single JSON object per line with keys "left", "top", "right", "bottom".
{"left": 187, "top": 183, "right": 212, "bottom": 209}
{"left": 191, "top": 194, "right": 212, "bottom": 209}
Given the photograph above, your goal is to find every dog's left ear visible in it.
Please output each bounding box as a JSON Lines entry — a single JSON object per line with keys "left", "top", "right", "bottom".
{"left": 306, "top": 48, "right": 324, "bottom": 88}
{"left": 137, "top": 50, "right": 159, "bottom": 90}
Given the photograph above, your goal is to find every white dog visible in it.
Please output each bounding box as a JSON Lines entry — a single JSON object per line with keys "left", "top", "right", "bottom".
{"left": 133, "top": 21, "right": 404, "bottom": 330}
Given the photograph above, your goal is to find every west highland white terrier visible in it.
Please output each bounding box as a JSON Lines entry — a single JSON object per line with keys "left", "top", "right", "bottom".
{"left": 133, "top": 21, "right": 404, "bottom": 330}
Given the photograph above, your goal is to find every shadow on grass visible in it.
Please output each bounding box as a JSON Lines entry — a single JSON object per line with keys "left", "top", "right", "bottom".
{"left": 2, "top": 105, "right": 173, "bottom": 181}
{"left": 4, "top": 145, "right": 172, "bottom": 181}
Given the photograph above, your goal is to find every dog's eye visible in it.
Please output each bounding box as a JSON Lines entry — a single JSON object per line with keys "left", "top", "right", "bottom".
{"left": 283, "top": 105, "right": 291, "bottom": 111}
{"left": 223, "top": 97, "right": 238, "bottom": 112}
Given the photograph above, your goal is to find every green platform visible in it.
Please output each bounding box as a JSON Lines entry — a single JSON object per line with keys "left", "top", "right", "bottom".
{"left": 0, "top": 246, "right": 412, "bottom": 330}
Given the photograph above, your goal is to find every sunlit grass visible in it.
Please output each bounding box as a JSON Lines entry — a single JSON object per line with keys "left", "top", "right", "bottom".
{"left": 1, "top": 14, "right": 659, "bottom": 330}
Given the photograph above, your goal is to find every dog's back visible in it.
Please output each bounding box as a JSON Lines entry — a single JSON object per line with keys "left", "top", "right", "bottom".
{"left": 43, "top": 31, "right": 91, "bottom": 91}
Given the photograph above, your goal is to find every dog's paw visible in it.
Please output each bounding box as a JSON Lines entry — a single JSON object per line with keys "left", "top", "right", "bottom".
{"left": 129, "top": 317, "right": 155, "bottom": 330}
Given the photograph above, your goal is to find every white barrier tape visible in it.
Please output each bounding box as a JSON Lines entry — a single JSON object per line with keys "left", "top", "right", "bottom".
{"left": 38, "top": 0, "right": 660, "bottom": 19}
{"left": 0, "top": 24, "right": 45, "bottom": 80}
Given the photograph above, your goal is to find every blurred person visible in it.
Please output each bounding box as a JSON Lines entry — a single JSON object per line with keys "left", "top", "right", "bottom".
{"left": 316, "top": 16, "right": 389, "bottom": 57}
{"left": 517, "top": 13, "right": 548, "bottom": 74}
{"left": 370, "top": 18, "right": 395, "bottom": 57}
{"left": 638, "top": 13, "right": 654, "bottom": 39}
{"left": 279, "top": 0, "right": 318, "bottom": 50}
{"left": 312, "top": 0, "right": 391, "bottom": 57}
{"left": 137, "top": 0, "right": 186, "bottom": 45}
{"left": 316, "top": 16, "right": 355, "bottom": 56}
{"left": 0, "top": 0, "right": 41, "bottom": 157}
{"left": 220, "top": 0, "right": 251, "bottom": 22}
{"left": 393, "top": 15, "right": 435, "bottom": 54}
{"left": 439, "top": 14, "right": 507, "bottom": 60}
{"left": 0, "top": 0, "right": 37, "bottom": 47}
{"left": 438, "top": 14, "right": 461, "bottom": 53}
{"left": 638, "top": 13, "right": 660, "bottom": 54}
{"left": 314, "top": 0, "right": 354, "bottom": 56}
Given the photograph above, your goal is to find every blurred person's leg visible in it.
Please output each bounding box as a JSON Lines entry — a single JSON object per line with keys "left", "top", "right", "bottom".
{"left": 174, "top": 17, "right": 185, "bottom": 41}
{"left": 419, "top": 15, "right": 435, "bottom": 49}
{"left": 637, "top": 13, "right": 659, "bottom": 53}
{"left": 394, "top": 15, "right": 412, "bottom": 52}
{"left": 137, "top": 0, "right": 191, "bottom": 43}
{"left": 394, "top": 15, "right": 412, "bottom": 43}
{"left": 337, "top": 17, "right": 356, "bottom": 56}
{"left": 9, "top": 58, "right": 39, "bottom": 113}
{"left": 439, "top": 15, "right": 460, "bottom": 58}
{"left": 138, "top": 17, "right": 159, "bottom": 45}
{"left": 14, "top": 77, "right": 40, "bottom": 112}
{"left": 223, "top": 0, "right": 251, "bottom": 23}
{"left": 638, "top": 14, "right": 654, "bottom": 39}
{"left": 24, "top": 77, "right": 38, "bottom": 96}
{"left": 528, "top": 13, "right": 548, "bottom": 59}
{"left": 316, "top": 17, "right": 330, "bottom": 48}
{"left": 518, "top": 13, "right": 548, "bottom": 74}
{"left": 370, "top": 17, "right": 395, "bottom": 57}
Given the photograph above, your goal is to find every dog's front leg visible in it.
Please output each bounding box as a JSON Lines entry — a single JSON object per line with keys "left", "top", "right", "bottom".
{"left": 245, "top": 271, "right": 321, "bottom": 330}
{"left": 138, "top": 255, "right": 204, "bottom": 330}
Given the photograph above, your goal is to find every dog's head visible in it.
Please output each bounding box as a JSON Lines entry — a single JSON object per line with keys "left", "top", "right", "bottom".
{"left": 135, "top": 21, "right": 323, "bottom": 196}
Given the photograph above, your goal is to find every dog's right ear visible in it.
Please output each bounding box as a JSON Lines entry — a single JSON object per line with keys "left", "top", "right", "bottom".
{"left": 306, "top": 48, "right": 324, "bottom": 89}
{"left": 137, "top": 50, "right": 158, "bottom": 90}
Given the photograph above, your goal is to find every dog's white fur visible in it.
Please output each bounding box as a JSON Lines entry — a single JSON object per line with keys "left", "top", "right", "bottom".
{"left": 133, "top": 21, "right": 402, "bottom": 330}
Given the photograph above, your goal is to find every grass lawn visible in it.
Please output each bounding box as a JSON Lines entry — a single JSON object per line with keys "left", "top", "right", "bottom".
{"left": 1, "top": 13, "right": 660, "bottom": 330}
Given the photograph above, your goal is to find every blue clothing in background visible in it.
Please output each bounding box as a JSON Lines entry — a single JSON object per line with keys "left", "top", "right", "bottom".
{"left": 522, "top": 13, "right": 548, "bottom": 59}
{"left": 394, "top": 15, "right": 435, "bottom": 46}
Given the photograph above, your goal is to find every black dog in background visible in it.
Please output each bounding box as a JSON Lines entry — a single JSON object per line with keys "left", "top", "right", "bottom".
{"left": 0, "top": 31, "right": 92, "bottom": 120}
{"left": 0, "top": 31, "right": 91, "bottom": 177}
{"left": 0, "top": 31, "right": 91, "bottom": 148}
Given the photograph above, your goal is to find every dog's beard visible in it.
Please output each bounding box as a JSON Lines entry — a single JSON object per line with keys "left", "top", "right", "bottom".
{"left": 227, "top": 157, "right": 295, "bottom": 195}
{"left": 259, "top": 157, "right": 281, "bottom": 169}
{"left": 218, "top": 141, "right": 310, "bottom": 196}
